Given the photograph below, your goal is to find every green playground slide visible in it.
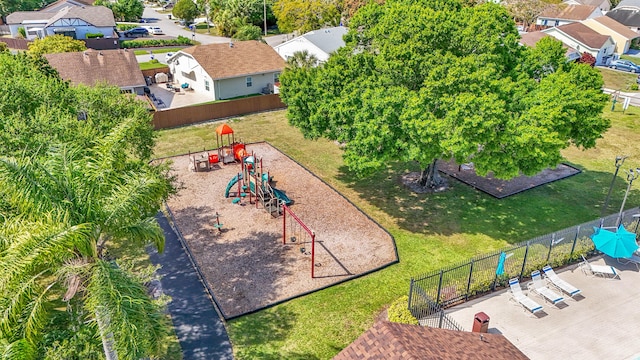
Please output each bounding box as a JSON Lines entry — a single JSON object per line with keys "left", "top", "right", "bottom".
{"left": 224, "top": 173, "right": 243, "bottom": 198}
{"left": 272, "top": 187, "right": 292, "bottom": 205}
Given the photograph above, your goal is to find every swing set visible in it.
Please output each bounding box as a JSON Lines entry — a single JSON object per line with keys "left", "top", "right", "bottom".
{"left": 282, "top": 204, "right": 317, "bottom": 278}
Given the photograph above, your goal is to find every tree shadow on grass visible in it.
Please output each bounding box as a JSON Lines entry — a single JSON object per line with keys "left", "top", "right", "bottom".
{"left": 336, "top": 161, "right": 640, "bottom": 243}
{"left": 228, "top": 307, "right": 321, "bottom": 360}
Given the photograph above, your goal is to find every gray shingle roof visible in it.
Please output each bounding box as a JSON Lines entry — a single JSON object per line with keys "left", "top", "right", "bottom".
{"left": 616, "top": 0, "right": 640, "bottom": 10}
{"left": 6, "top": 5, "right": 114, "bottom": 27}
{"left": 299, "top": 26, "right": 347, "bottom": 55}
{"left": 6, "top": 11, "right": 55, "bottom": 24}
{"left": 606, "top": 8, "right": 640, "bottom": 26}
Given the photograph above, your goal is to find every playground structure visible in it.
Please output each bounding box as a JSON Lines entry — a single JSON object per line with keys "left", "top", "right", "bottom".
{"left": 224, "top": 151, "right": 292, "bottom": 217}
{"left": 188, "top": 123, "right": 247, "bottom": 172}
{"left": 283, "top": 204, "right": 317, "bottom": 278}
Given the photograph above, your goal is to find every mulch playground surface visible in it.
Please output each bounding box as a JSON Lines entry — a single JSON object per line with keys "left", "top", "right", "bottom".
{"left": 161, "top": 142, "right": 398, "bottom": 319}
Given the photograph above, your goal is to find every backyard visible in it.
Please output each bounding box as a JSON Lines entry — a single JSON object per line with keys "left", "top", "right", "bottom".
{"left": 154, "top": 103, "right": 640, "bottom": 359}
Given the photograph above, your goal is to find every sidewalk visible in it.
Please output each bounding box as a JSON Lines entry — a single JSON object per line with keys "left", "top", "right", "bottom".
{"left": 149, "top": 213, "right": 233, "bottom": 360}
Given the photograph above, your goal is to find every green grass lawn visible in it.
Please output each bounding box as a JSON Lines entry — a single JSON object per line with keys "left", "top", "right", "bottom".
{"left": 139, "top": 61, "right": 169, "bottom": 70}
{"left": 134, "top": 47, "right": 183, "bottom": 55}
{"left": 599, "top": 67, "right": 639, "bottom": 91}
{"left": 154, "top": 104, "right": 640, "bottom": 359}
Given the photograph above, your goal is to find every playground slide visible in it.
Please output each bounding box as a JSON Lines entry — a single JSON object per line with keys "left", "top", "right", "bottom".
{"left": 224, "top": 173, "right": 243, "bottom": 198}
{"left": 272, "top": 187, "right": 292, "bottom": 205}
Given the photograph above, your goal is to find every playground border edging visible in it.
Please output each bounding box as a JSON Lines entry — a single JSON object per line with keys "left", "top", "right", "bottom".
{"left": 155, "top": 140, "right": 399, "bottom": 321}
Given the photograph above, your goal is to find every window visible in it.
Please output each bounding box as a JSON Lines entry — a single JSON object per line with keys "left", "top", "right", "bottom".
{"left": 205, "top": 80, "right": 210, "bottom": 91}
{"left": 554, "top": 20, "right": 559, "bottom": 26}
{"left": 542, "top": 19, "right": 548, "bottom": 26}
{"left": 274, "top": 72, "right": 280, "bottom": 83}
{"left": 246, "top": 76, "right": 252, "bottom": 87}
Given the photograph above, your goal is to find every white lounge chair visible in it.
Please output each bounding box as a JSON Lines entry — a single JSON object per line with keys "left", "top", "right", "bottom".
{"left": 617, "top": 254, "right": 640, "bottom": 270}
{"left": 529, "top": 270, "right": 565, "bottom": 305}
{"left": 580, "top": 255, "right": 620, "bottom": 279}
{"left": 509, "top": 278, "right": 543, "bottom": 314}
{"left": 542, "top": 265, "right": 581, "bottom": 297}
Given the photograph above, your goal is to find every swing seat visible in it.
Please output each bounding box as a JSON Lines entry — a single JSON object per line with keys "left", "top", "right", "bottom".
{"left": 213, "top": 223, "right": 224, "bottom": 229}
{"left": 240, "top": 192, "right": 247, "bottom": 197}
{"left": 232, "top": 198, "right": 241, "bottom": 204}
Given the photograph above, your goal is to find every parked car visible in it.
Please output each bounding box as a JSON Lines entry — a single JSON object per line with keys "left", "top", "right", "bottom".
{"left": 123, "top": 27, "right": 149, "bottom": 38}
{"left": 143, "top": 26, "right": 164, "bottom": 35}
{"left": 609, "top": 59, "right": 640, "bottom": 73}
{"left": 162, "top": 2, "right": 174, "bottom": 9}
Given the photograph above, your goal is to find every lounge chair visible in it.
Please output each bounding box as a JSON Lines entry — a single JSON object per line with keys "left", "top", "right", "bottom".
{"left": 580, "top": 255, "right": 620, "bottom": 279}
{"left": 542, "top": 265, "right": 581, "bottom": 298}
{"left": 529, "top": 270, "right": 565, "bottom": 305}
{"left": 617, "top": 254, "right": 640, "bottom": 270}
{"left": 509, "top": 278, "right": 543, "bottom": 314}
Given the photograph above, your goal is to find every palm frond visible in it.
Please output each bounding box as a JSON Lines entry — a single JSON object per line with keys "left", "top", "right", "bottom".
{"left": 0, "top": 338, "right": 37, "bottom": 360}
{"left": 84, "top": 260, "right": 168, "bottom": 359}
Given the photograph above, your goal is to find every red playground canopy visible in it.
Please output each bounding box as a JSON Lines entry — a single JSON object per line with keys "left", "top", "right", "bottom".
{"left": 216, "top": 123, "right": 234, "bottom": 136}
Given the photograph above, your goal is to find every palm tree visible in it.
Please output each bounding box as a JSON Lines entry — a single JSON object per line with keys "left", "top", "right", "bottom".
{"left": 0, "top": 118, "right": 174, "bottom": 359}
{"left": 286, "top": 50, "right": 319, "bottom": 69}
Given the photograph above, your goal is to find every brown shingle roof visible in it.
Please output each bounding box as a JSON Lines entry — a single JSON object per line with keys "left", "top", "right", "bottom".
{"left": 519, "top": 31, "right": 580, "bottom": 58}
{"left": 44, "top": 49, "right": 145, "bottom": 88}
{"left": 42, "top": 0, "right": 95, "bottom": 10}
{"left": 556, "top": 22, "right": 612, "bottom": 48}
{"left": 333, "top": 322, "right": 530, "bottom": 360}
{"left": 46, "top": 5, "right": 115, "bottom": 27}
{"left": 540, "top": 4, "right": 598, "bottom": 20}
{"left": 181, "top": 41, "right": 285, "bottom": 80}
{"left": 589, "top": 15, "right": 639, "bottom": 38}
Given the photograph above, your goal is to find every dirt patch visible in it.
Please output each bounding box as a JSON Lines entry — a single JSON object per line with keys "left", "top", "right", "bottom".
{"left": 162, "top": 142, "right": 398, "bottom": 319}
{"left": 435, "top": 160, "right": 581, "bottom": 198}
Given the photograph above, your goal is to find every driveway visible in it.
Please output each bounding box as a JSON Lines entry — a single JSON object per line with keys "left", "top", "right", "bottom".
{"left": 140, "top": 6, "right": 230, "bottom": 44}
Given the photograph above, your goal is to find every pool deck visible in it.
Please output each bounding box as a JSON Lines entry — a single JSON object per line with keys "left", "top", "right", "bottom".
{"left": 445, "top": 256, "right": 640, "bottom": 360}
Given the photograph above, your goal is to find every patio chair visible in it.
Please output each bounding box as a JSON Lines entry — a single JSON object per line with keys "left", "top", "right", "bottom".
{"left": 617, "top": 254, "right": 640, "bottom": 270}
{"left": 580, "top": 255, "right": 620, "bottom": 279}
{"left": 542, "top": 265, "right": 581, "bottom": 298}
{"left": 529, "top": 270, "right": 565, "bottom": 305}
{"left": 509, "top": 278, "right": 543, "bottom": 314}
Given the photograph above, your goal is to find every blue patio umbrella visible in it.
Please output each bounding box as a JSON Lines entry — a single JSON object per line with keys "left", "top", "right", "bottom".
{"left": 495, "top": 251, "right": 507, "bottom": 276}
{"left": 590, "top": 225, "right": 639, "bottom": 259}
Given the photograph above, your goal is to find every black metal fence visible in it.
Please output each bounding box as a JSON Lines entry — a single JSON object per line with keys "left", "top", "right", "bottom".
{"left": 408, "top": 208, "right": 640, "bottom": 327}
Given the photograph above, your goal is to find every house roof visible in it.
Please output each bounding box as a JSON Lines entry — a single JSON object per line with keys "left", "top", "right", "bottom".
{"left": 6, "top": 5, "right": 114, "bottom": 27}
{"left": 585, "top": 16, "right": 639, "bottom": 38}
{"left": 180, "top": 41, "right": 285, "bottom": 80}
{"left": 519, "top": 31, "right": 580, "bottom": 57}
{"left": 606, "top": 8, "right": 640, "bottom": 27}
{"left": 44, "top": 49, "right": 145, "bottom": 88}
{"left": 552, "top": 22, "right": 612, "bottom": 48}
{"left": 42, "top": 0, "right": 95, "bottom": 11}
{"left": 333, "top": 322, "right": 529, "bottom": 360}
{"left": 573, "top": 0, "right": 609, "bottom": 7}
{"left": 46, "top": 6, "right": 115, "bottom": 27}
{"left": 297, "top": 26, "right": 347, "bottom": 55}
{"left": 616, "top": 0, "right": 640, "bottom": 10}
{"left": 540, "top": 4, "right": 598, "bottom": 20}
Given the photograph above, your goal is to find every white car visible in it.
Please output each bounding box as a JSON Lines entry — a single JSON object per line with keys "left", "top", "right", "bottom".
{"left": 142, "top": 26, "right": 164, "bottom": 35}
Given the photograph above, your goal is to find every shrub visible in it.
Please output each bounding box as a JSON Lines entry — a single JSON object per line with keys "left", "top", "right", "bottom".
{"left": 149, "top": 59, "right": 159, "bottom": 64}
{"left": 631, "top": 84, "right": 639, "bottom": 91}
{"left": 86, "top": 33, "right": 104, "bottom": 39}
{"left": 387, "top": 296, "right": 419, "bottom": 325}
{"left": 121, "top": 36, "right": 193, "bottom": 48}
{"left": 117, "top": 24, "right": 139, "bottom": 31}
{"left": 18, "top": 27, "right": 26, "bottom": 38}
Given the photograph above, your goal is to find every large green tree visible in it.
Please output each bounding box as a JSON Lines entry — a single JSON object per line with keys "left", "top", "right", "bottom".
{"left": 273, "top": 0, "right": 341, "bottom": 33}
{"left": 27, "top": 34, "right": 87, "bottom": 57}
{"left": 280, "top": 0, "right": 609, "bottom": 188}
{"left": 95, "top": 0, "right": 144, "bottom": 22}
{"left": 0, "top": 52, "right": 174, "bottom": 359}
{"left": 173, "top": 0, "right": 200, "bottom": 24}
{"left": 210, "top": 0, "right": 275, "bottom": 37}
{"left": 0, "top": 0, "right": 53, "bottom": 20}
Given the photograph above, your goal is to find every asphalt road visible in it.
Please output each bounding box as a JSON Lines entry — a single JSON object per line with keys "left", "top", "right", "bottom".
{"left": 141, "top": 6, "right": 230, "bottom": 44}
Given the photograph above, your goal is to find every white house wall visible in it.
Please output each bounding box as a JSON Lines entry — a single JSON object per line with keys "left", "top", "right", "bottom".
{"left": 544, "top": 28, "right": 616, "bottom": 64}
{"left": 170, "top": 54, "right": 217, "bottom": 100}
{"left": 274, "top": 37, "right": 329, "bottom": 63}
{"left": 216, "top": 72, "right": 277, "bottom": 100}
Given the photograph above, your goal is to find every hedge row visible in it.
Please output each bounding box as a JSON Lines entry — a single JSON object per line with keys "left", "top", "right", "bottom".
{"left": 121, "top": 36, "right": 194, "bottom": 49}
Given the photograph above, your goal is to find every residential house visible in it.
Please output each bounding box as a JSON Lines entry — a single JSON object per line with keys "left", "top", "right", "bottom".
{"left": 273, "top": 26, "right": 348, "bottom": 64}
{"left": 333, "top": 321, "right": 529, "bottom": 360}
{"left": 519, "top": 31, "right": 582, "bottom": 61}
{"left": 605, "top": 0, "right": 640, "bottom": 33}
{"left": 42, "top": 0, "right": 95, "bottom": 12}
{"left": 44, "top": 49, "right": 146, "bottom": 95}
{"left": 582, "top": 16, "right": 639, "bottom": 53}
{"left": 6, "top": 5, "right": 116, "bottom": 40}
{"left": 563, "top": 0, "right": 611, "bottom": 12}
{"left": 166, "top": 41, "right": 286, "bottom": 101}
{"left": 537, "top": 4, "right": 602, "bottom": 27}
{"left": 543, "top": 22, "right": 616, "bottom": 65}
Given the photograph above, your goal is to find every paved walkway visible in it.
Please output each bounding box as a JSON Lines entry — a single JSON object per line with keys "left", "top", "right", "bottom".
{"left": 149, "top": 213, "right": 233, "bottom": 360}
{"left": 445, "top": 256, "right": 640, "bottom": 360}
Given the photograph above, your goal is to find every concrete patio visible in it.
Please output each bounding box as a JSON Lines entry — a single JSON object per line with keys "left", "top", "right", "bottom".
{"left": 148, "top": 83, "right": 212, "bottom": 109}
{"left": 445, "top": 256, "right": 640, "bottom": 360}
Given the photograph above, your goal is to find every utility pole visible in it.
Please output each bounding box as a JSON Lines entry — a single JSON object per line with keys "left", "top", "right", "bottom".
{"left": 264, "top": 0, "right": 267, "bottom": 36}
{"left": 601, "top": 155, "right": 627, "bottom": 226}
{"left": 616, "top": 168, "right": 640, "bottom": 227}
